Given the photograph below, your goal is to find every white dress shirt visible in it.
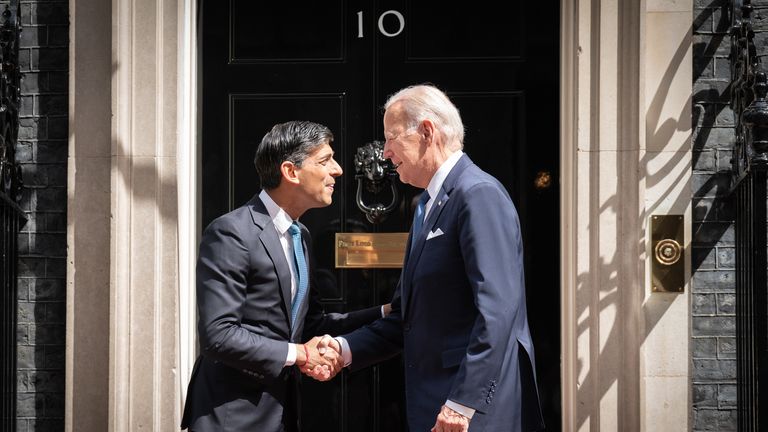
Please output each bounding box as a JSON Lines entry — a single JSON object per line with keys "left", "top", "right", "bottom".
{"left": 422, "top": 150, "right": 464, "bottom": 221}
{"left": 259, "top": 190, "right": 303, "bottom": 366}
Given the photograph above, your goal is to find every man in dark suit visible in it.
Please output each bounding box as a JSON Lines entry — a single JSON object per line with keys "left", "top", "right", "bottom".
{"left": 318, "top": 85, "right": 545, "bottom": 432}
{"left": 181, "top": 121, "right": 386, "bottom": 431}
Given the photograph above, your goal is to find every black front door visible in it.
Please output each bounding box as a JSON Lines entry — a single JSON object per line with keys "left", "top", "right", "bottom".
{"left": 201, "top": 1, "right": 560, "bottom": 430}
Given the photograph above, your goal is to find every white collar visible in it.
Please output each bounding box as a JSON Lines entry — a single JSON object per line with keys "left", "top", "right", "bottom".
{"left": 259, "top": 189, "right": 295, "bottom": 235}
{"left": 425, "top": 150, "right": 464, "bottom": 200}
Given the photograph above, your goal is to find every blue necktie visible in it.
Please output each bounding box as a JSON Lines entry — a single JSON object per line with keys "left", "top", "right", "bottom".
{"left": 288, "top": 223, "right": 308, "bottom": 333}
{"left": 411, "top": 191, "right": 430, "bottom": 248}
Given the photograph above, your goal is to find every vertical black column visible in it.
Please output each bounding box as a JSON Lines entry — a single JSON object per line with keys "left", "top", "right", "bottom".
{"left": 0, "top": 195, "right": 23, "bottom": 432}
{"left": 0, "top": 0, "right": 23, "bottom": 430}
{"left": 736, "top": 166, "right": 768, "bottom": 432}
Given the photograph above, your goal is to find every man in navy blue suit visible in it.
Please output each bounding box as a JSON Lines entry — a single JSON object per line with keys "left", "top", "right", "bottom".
{"left": 318, "top": 85, "right": 544, "bottom": 432}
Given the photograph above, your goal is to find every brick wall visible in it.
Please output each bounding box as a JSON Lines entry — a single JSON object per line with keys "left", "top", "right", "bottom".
{"left": 14, "top": 0, "right": 68, "bottom": 430}
{"left": 692, "top": 0, "right": 738, "bottom": 430}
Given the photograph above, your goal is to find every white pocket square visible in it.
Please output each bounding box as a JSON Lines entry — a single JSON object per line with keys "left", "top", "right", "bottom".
{"left": 426, "top": 228, "right": 444, "bottom": 240}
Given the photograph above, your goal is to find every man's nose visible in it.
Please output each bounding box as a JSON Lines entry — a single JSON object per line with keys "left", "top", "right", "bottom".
{"left": 382, "top": 142, "right": 393, "bottom": 159}
{"left": 330, "top": 158, "right": 343, "bottom": 177}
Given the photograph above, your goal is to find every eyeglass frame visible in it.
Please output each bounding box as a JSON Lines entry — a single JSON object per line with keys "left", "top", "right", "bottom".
{"left": 383, "top": 124, "right": 420, "bottom": 145}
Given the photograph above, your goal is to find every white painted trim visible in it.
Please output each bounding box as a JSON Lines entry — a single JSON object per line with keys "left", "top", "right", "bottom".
{"left": 177, "top": 0, "right": 199, "bottom": 410}
{"left": 173, "top": 1, "right": 579, "bottom": 429}
{"left": 171, "top": 3, "right": 580, "bottom": 430}
{"left": 560, "top": 0, "right": 577, "bottom": 429}
{"left": 110, "top": 0, "right": 132, "bottom": 428}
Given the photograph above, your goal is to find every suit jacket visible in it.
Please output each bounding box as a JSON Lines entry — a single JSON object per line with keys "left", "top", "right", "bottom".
{"left": 181, "top": 194, "right": 381, "bottom": 432}
{"left": 344, "top": 155, "right": 545, "bottom": 432}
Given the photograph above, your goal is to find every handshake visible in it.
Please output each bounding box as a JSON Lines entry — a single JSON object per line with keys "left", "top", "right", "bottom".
{"left": 296, "top": 335, "right": 343, "bottom": 381}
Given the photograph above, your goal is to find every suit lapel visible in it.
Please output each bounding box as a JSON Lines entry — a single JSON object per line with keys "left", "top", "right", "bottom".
{"left": 402, "top": 155, "right": 474, "bottom": 317}
{"left": 249, "top": 196, "right": 294, "bottom": 330}
{"left": 400, "top": 225, "right": 416, "bottom": 318}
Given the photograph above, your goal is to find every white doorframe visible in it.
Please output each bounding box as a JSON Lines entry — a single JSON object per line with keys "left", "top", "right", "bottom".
{"left": 177, "top": 0, "right": 199, "bottom": 408}
{"left": 177, "top": 1, "right": 578, "bottom": 429}
{"left": 560, "top": 0, "right": 577, "bottom": 429}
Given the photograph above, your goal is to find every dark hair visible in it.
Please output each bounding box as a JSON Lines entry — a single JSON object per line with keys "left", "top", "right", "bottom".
{"left": 254, "top": 121, "right": 334, "bottom": 189}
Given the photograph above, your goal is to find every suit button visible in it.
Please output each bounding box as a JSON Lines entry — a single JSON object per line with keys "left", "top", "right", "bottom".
{"left": 404, "top": 324, "right": 411, "bottom": 332}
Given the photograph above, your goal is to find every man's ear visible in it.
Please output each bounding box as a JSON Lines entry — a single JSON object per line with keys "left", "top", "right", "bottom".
{"left": 280, "top": 161, "right": 300, "bottom": 185}
{"left": 421, "top": 119, "right": 435, "bottom": 144}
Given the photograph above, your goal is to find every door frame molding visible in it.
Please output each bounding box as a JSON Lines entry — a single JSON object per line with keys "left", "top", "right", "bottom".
{"left": 66, "top": 0, "right": 693, "bottom": 429}
{"left": 560, "top": 0, "right": 577, "bottom": 429}
{"left": 177, "top": 0, "right": 577, "bottom": 427}
{"left": 178, "top": 0, "right": 200, "bottom": 407}
{"left": 557, "top": 0, "right": 693, "bottom": 430}
{"left": 178, "top": 0, "right": 579, "bottom": 428}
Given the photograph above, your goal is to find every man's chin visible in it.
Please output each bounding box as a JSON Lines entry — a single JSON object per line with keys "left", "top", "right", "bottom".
{"left": 398, "top": 172, "right": 414, "bottom": 186}
{"left": 309, "top": 197, "right": 334, "bottom": 209}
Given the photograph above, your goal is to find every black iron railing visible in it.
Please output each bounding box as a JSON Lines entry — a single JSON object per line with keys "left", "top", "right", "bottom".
{"left": 0, "top": 1, "right": 23, "bottom": 431}
{"left": 730, "top": 1, "right": 768, "bottom": 430}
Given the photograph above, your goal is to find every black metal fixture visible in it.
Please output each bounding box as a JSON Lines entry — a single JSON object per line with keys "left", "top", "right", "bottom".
{"left": 729, "top": 1, "right": 768, "bottom": 430}
{"left": 0, "top": 1, "right": 23, "bottom": 431}
{"left": 0, "top": 2, "right": 21, "bottom": 203}
{"left": 354, "top": 140, "right": 399, "bottom": 224}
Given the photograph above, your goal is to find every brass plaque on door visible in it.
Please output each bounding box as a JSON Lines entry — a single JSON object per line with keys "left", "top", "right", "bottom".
{"left": 335, "top": 233, "right": 409, "bottom": 268}
{"left": 650, "top": 215, "right": 684, "bottom": 292}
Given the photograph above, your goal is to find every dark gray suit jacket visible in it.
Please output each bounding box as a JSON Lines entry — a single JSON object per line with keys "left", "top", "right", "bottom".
{"left": 181, "top": 195, "right": 380, "bottom": 431}
{"left": 344, "top": 155, "right": 545, "bottom": 431}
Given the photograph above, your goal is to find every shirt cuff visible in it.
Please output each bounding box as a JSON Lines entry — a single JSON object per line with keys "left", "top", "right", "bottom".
{"left": 445, "top": 400, "right": 475, "bottom": 419}
{"left": 336, "top": 337, "right": 352, "bottom": 367}
{"left": 380, "top": 305, "right": 386, "bottom": 317}
{"left": 285, "top": 343, "right": 298, "bottom": 367}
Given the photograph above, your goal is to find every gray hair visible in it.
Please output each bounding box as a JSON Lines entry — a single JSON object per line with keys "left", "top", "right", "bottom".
{"left": 384, "top": 84, "right": 465, "bottom": 151}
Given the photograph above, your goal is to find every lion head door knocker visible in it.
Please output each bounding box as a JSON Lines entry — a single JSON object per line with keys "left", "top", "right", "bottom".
{"left": 354, "top": 140, "right": 400, "bottom": 224}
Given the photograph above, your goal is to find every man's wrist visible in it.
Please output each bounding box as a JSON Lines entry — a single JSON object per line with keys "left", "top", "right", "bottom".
{"left": 336, "top": 337, "right": 352, "bottom": 367}
{"left": 445, "top": 400, "right": 475, "bottom": 419}
{"left": 285, "top": 343, "right": 297, "bottom": 367}
{"left": 302, "top": 344, "right": 310, "bottom": 367}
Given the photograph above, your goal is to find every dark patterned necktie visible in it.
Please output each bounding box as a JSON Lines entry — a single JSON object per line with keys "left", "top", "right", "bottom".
{"left": 411, "top": 191, "right": 430, "bottom": 250}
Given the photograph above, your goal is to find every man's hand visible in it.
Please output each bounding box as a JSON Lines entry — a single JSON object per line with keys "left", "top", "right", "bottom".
{"left": 431, "top": 405, "right": 470, "bottom": 432}
{"left": 298, "top": 336, "right": 342, "bottom": 381}
{"left": 316, "top": 334, "right": 341, "bottom": 356}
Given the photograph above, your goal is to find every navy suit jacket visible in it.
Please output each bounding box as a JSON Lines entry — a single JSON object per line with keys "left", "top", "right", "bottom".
{"left": 344, "top": 155, "right": 544, "bottom": 432}
{"left": 181, "top": 195, "right": 381, "bottom": 431}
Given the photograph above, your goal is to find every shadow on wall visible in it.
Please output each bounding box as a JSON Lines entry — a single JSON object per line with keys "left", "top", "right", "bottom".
{"left": 15, "top": 0, "right": 69, "bottom": 426}
{"left": 574, "top": 3, "right": 734, "bottom": 429}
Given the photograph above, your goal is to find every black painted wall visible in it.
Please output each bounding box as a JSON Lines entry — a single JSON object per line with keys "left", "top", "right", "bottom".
{"left": 692, "top": 0, "right": 745, "bottom": 430}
